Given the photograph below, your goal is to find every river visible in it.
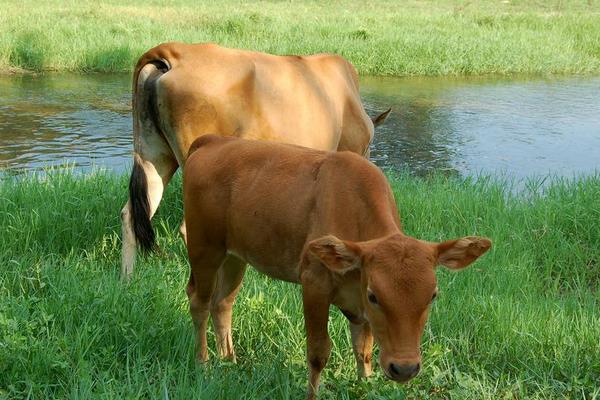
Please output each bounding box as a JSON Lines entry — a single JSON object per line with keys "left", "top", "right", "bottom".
{"left": 1, "top": 73, "right": 599, "bottom": 178}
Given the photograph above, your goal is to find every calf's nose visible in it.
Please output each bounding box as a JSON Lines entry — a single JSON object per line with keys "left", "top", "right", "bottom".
{"left": 388, "top": 362, "right": 420, "bottom": 382}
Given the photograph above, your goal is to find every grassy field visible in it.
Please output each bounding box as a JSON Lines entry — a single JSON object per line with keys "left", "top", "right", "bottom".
{"left": 1, "top": 0, "right": 600, "bottom": 75}
{"left": 0, "top": 170, "right": 598, "bottom": 399}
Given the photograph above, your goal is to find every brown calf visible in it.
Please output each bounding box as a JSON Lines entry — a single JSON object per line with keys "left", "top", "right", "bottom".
{"left": 121, "top": 42, "right": 390, "bottom": 279}
{"left": 183, "top": 135, "right": 491, "bottom": 399}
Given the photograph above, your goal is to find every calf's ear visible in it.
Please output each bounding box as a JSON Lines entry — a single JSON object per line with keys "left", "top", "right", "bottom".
{"left": 436, "top": 236, "right": 492, "bottom": 270}
{"left": 308, "top": 235, "right": 362, "bottom": 274}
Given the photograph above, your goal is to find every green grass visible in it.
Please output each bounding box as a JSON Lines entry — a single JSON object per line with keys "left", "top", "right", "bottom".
{"left": 1, "top": 170, "right": 599, "bottom": 399}
{"left": 1, "top": 0, "right": 600, "bottom": 75}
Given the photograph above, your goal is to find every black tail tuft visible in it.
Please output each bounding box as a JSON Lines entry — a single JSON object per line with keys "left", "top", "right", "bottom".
{"left": 129, "top": 158, "right": 156, "bottom": 253}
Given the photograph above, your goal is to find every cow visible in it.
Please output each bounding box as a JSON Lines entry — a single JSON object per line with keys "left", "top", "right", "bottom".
{"left": 183, "top": 135, "right": 492, "bottom": 399}
{"left": 121, "top": 42, "right": 391, "bottom": 279}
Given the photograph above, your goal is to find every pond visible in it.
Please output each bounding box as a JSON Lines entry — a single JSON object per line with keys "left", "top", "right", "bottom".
{"left": 1, "top": 73, "right": 599, "bottom": 178}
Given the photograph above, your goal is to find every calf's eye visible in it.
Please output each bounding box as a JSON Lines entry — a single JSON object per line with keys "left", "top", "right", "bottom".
{"left": 431, "top": 292, "right": 438, "bottom": 302}
{"left": 367, "top": 291, "right": 378, "bottom": 305}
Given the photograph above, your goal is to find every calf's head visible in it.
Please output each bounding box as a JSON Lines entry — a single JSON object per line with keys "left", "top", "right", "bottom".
{"left": 308, "top": 233, "right": 491, "bottom": 383}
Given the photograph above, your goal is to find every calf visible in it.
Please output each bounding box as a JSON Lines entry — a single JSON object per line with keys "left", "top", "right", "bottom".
{"left": 183, "top": 135, "right": 491, "bottom": 399}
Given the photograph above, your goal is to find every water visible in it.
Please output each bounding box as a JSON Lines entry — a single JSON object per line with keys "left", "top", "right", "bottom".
{"left": 362, "top": 76, "right": 600, "bottom": 178}
{"left": 1, "top": 73, "right": 599, "bottom": 178}
{"left": 0, "top": 74, "right": 131, "bottom": 173}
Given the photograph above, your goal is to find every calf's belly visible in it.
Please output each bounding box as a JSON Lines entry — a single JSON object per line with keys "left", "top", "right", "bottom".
{"left": 226, "top": 249, "right": 301, "bottom": 284}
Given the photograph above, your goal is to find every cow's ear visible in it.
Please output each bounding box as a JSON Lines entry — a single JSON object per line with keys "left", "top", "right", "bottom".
{"left": 308, "top": 235, "right": 362, "bottom": 274}
{"left": 372, "top": 107, "right": 392, "bottom": 127}
{"left": 436, "top": 236, "right": 491, "bottom": 270}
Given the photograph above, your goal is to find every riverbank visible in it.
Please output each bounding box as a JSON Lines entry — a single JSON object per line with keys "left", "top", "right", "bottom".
{"left": 1, "top": 1, "right": 600, "bottom": 76}
{"left": 1, "top": 170, "right": 598, "bottom": 398}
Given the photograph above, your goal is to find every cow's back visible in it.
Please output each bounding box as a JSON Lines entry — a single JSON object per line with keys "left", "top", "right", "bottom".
{"left": 144, "top": 42, "right": 373, "bottom": 164}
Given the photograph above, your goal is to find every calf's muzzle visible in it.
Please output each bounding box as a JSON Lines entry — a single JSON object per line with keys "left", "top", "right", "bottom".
{"left": 387, "top": 361, "right": 421, "bottom": 382}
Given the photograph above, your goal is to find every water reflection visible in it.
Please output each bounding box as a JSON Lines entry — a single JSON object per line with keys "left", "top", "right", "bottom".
{"left": 1, "top": 73, "right": 599, "bottom": 178}
{"left": 0, "top": 74, "right": 131, "bottom": 172}
{"left": 362, "top": 75, "right": 600, "bottom": 177}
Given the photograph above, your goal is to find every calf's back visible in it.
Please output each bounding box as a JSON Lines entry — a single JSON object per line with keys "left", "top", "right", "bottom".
{"left": 183, "top": 135, "right": 399, "bottom": 282}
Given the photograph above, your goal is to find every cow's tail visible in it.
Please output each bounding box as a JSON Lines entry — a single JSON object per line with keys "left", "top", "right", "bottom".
{"left": 129, "top": 155, "right": 154, "bottom": 253}
{"left": 128, "top": 46, "right": 174, "bottom": 253}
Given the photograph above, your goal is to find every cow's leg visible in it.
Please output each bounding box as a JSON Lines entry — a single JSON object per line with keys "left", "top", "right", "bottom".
{"left": 186, "top": 247, "right": 226, "bottom": 362}
{"left": 210, "top": 255, "right": 247, "bottom": 362}
{"left": 121, "top": 146, "right": 177, "bottom": 280}
{"left": 121, "top": 199, "right": 138, "bottom": 279}
{"left": 121, "top": 59, "right": 180, "bottom": 280}
{"left": 350, "top": 321, "right": 374, "bottom": 378}
{"left": 302, "top": 287, "right": 332, "bottom": 400}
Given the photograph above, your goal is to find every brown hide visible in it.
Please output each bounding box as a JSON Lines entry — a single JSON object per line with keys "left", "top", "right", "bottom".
{"left": 122, "top": 42, "right": 388, "bottom": 278}
{"left": 183, "top": 135, "right": 491, "bottom": 398}
{"left": 134, "top": 42, "right": 376, "bottom": 163}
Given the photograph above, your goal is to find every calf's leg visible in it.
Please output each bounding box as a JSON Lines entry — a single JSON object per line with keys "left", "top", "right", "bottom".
{"left": 186, "top": 247, "right": 226, "bottom": 362}
{"left": 302, "top": 287, "right": 332, "bottom": 400}
{"left": 350, "top": 321, "right": 374, "bottom": 378}
{"left": 210, "top": 255, "right": 247, "bottom": 362}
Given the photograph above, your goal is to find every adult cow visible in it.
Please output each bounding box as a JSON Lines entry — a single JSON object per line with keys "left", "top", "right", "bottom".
{"left": 121, "top": 42, "right": 390, "bottom": 279}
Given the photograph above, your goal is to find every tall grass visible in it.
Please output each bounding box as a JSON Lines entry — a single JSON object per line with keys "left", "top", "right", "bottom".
{"left": 1, "top": 170, "right": 598, "bottom": 399}
{"left": 1, "top": 0, "right": 600, "bottom": 76}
